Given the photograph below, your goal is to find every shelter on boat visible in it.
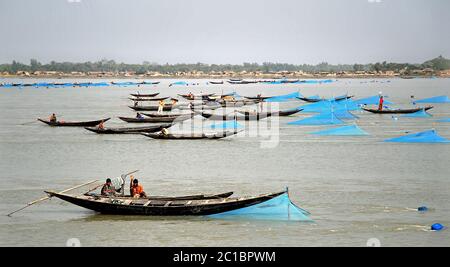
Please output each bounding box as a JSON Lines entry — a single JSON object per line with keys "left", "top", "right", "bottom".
{"left": 384, "top": 130, "right": 450, "bottom": 143}
{"left": 207, "top": 192, "right": 311, "bottom": 221}
{"left": 400, "top": 109, "right": 433, "bottom": 118}
{"left": 413, "top": 95, "right": 450, "bottom": 104}
{"left": 310, "top": 125, "right": 369, "bottom": 136}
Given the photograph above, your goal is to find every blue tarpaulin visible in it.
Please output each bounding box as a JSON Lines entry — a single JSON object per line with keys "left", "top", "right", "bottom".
{"left": 310, "top": 124, "right": 369, "bottom": 136}
{"left": 384, "top": 130, "right": 450, "bottom": 143}
{"left": 208, "top": 192, "right": 312, "bottom": 221}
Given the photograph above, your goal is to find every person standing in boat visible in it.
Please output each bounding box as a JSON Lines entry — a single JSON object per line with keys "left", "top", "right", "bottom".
{"left": 101, "top": 178, "right": 116, "bottom": 196}
{"left": 97, "top": 120, "right": 105, "bottom": 130}
{"left": 378, "top": 93, "right": 384, "bottom": 111}
{"left": 129, "top": 176, "right": 147, "bottom": 198}
{"left": 158, "top": 100, "right": 165, "bottom": 114}
{"left": 49, "top": 113, "right": 57, "bottom": 123}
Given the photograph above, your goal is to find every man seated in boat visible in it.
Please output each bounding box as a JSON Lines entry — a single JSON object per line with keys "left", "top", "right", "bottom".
{"left": 130, "top": 177, "right": 147, "bottom": 198}
{"left": 136, "top": 112, "right": 144, "bottom": 120}
{"left": 160, "top": 128, "right": 169, "bottom": 136}
{"left": 97, "top": 120, "right": 105, "bottom": 130}
{"left": 101, "top": 178, "right": 117, "bottom": 196}
{"left": 49, "top": 113, "right": 57, "bottom": 123}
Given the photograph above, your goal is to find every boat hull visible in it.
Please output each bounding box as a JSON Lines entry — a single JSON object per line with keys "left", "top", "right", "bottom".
{"left": 38, "top": 118, "right": 110, "bottom": 127}
{"left": 362, "top": 106, "right": 433, "bottom": 114}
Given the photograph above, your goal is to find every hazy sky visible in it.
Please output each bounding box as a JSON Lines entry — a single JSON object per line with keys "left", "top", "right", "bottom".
{"left": 0, "top": 0, "right": 449, "bottom": 64}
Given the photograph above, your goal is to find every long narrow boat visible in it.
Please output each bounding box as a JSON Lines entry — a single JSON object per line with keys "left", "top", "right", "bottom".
{"left": 118, "top": 115, "right": 191, "bottom": 123}
{"left": 209, "top": 81, "right": 224, "bottom": 84}
{"left": 38, "top": 118, "right": 110, "bottom": 127}
{"left": 129, "top": 105, "right": 174, "bottom": 111}
{"left": 142, "top": 130, "right": 239, "bottom": 140}
{"left": 142, "top": 112, "right": 193, "bottom": 118}
{"left": 45, "top": 190, "right": 285, "bottom": 216}
{"left": 178, "top": 94, "right": 216, "bottom": 100}
{"left": 129, "top": 97, "right": 169, "bottom": 102}
{"left": 130, "top": 93, "right": 160, "bottom": 98}
{"left": 238, "top": 108, "right": 302, "bottom": 117}
{"left": 84, "top": 192, "right": 234, "bottom": 200}
{"left": 362, "top": 106, "right": 433, "bottom": 114}
{"left": 199, "top": 112, "right": 271, "bottom": 121}
{"left": 243, "top": 96, "right": 271, "bottom": 101}
{"left": 84, "top": 124, "right": 172, "bottom": 134}
{"left": 297, "top": 95, "right": 353, "bottom": 103}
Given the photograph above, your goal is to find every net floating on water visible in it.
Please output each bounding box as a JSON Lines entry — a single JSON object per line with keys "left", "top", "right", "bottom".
{"left": 265, "top": 92, "right": 302, "bottom": 102}
{"left": 208, "top": 192, "right": 312, "bottom": 221}
{"left": 310, "top": 125, "right": 369, "bottom": 136}
{"left": 288, "top": 112, "right": 345, "bottom": 126}
{"left": 436, "top": 118, "right": 450, "bottom": 122}
{"left": 210, "top": 121, "right": 243, "bottom": 130}
{"left": 299, "top": 99, "right": 360, "bottom": 113}
{"left": 414, "top": 95, "right": 450, "bottom": 104}
{"left": 384, "top": 130, "right": 450, "bottom": 143}
{"left": 401, "top": 109, "right": 433, "bottom": 118}
{"left": 355, "top": 95, "right": 394, "bottom": 105}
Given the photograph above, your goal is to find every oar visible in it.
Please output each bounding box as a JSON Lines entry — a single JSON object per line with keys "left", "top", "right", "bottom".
{"left": 6, "top": 179, "right": 98, "bottom": 217}
{"left": 20, "top": 120, "right": 38, "bottom": 126}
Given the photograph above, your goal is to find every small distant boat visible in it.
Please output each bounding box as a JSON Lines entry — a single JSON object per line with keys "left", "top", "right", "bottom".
{"left": 142, "top": 130, "right": 239, "bottom": 140}
{"left": 362, "top": 106, "right": 433, "bottom": 114}
{"left": 85, "top": 124, "right": 172, "bottom": 134}
{"left": 142, "top": 112, "right": 193, "bottom": 118}
{"left": 209, "top": 81, "right": 224, "bottom": 84}
{"left": 178, "top": 94, "right": 216, "bottom": 100}
{"left": 38, "top": 118, "right": 110, "bottom": 127}
{"left": 130, "top": 93, "right": 160, "bottom": 98}
{"left": 238, "top": 108, "right": 302, "bottom": 117}
{"left": 118, "top": 115, "right": 192, "bottom": 123}
{"left": 129, "top": 97, "right": 170, "bottom": 102}
{"left": 243, "top": 96, "right": 271, "bottom": 101}
{"left": 45, "top": 190, "right": 284, "bottom": 216}
{"left": 227, "top": 80, "right": 258, "bottom": 84}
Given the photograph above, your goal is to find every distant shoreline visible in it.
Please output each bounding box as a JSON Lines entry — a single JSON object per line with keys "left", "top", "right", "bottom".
{"left": 0, "top": 74, "right": 446, "bottom": 80}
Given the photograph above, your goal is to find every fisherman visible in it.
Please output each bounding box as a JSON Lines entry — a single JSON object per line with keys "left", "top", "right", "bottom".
{"left": 97, "top": 120, "right": 105, "bottom": 130}
{"left": 134, "top": 101, "right": 138, "bottom": 107}
{"left": 136, "top": 112, "right": 144, "bottom": 120}
{"left": 129, "top": 176, "right": 147, "bottom": 198}
{"left": 171, "top": 98, "right": 178, "bottom": 106}
{"left": 101, "top": 178, "right": 116, "bottom": 196}
{"left": 160, "top": 128, "right": 169, "bottom": 136}
{"left": 378, "top": 92, "right": 384, "bottom": 111}
{"left": 49, "top": 113, "right": 57, "bottom": 123}
{"left": 158, "top": 100, "right": 165, "bottom": 114}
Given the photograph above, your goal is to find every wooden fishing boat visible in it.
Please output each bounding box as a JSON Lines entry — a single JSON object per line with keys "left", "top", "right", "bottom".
{"left": 297, "top": 95, "right": 353, "bottom": 103}
{"left": 130, "top": 93, "right": 160, "bottom": 98}
{"left": 243, "top": 96, "right": 271, "bottom": 101}
{"left": 237, "top": 108, "right": 302, "bottom": 117}
{"left": 209, "top": 81, "right": 224, "bottom": 84}
{"left": 45, "top": 190, "right": 285, "bottom": 216}
{"left": 362, "top": 106, "right": 433, "bottom": 114}
{"left": 38, "top": 118, "right": 110, "bottom": 127}
{"left": 84, "top": 124, "right": 172, "bottom": 134}
{"left": 142, "top": 130, "right": 239, "bottom": 140}
{"left": 227, "top": 80, "right": 258, "bottom": 84}
{"left": 129, "top": 105, "right": 174, "bottom": 111}
{"left": 129, "top": 97, "right": 169, "bottom": 102}
{"left": 198, "top": 112, "right": 271, "bottom": 121}
{"left": 142, "top": 112, "right": 193, "bottom": 118}
{"left": 118, "top": 115, "right": 191, "bottom": 123}
{"left": 85, "top": 191, "right": 234, "bottom": 200}
{"left": 178, "top": 94, "right": 216, "bottom": 100}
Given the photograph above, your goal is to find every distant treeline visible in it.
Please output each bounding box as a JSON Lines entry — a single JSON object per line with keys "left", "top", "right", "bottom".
{"left": 1, "top": 56, "right": 449, "bottom": 74}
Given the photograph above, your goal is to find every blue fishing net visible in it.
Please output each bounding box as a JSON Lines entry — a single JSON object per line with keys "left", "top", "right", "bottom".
{"left": 311, "top": 125, "right": 369, "bottom": 136}
{"left": 355, "top": 95, "right": 394, "bottom": 105}
{"left": 294, "top": 79, "right": 334, "bottom": 84}
{"left": 288, "top": 112, "right": 344, "bottom": 126}
{"left": 401, "top": 109, "right": 432, "bottom": 118}
{"left": 437, "top": 118, "right": 450, "bottom": 122}
{"left": 208, "top": 192, "right": 312, "bottom": 221}
{"left": 265, "top": 92, "right": 302, "bottom": 102}
{"left": 171, "top": 81, "right": 189, "bottom": 86}
{"left": 300, "top": 99, "right": 360, "bottom": 113}
{"left": 384, "top": 130, "right": 450, "bottom": 143}
{"left": 413, "top": 95, "right": 450, "bottom": 104}
{"left": 210, "top": 121, "right": 243, "bottom": 130}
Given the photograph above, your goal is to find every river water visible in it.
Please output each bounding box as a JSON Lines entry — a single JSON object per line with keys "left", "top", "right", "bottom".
{"left": 0, "top": 78, "right": 449, "bottom": 247}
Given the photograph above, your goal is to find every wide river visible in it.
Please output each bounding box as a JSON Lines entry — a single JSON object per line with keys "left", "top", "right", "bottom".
{"left": 0, "top": 78, "right": 449, "bottom": 247}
